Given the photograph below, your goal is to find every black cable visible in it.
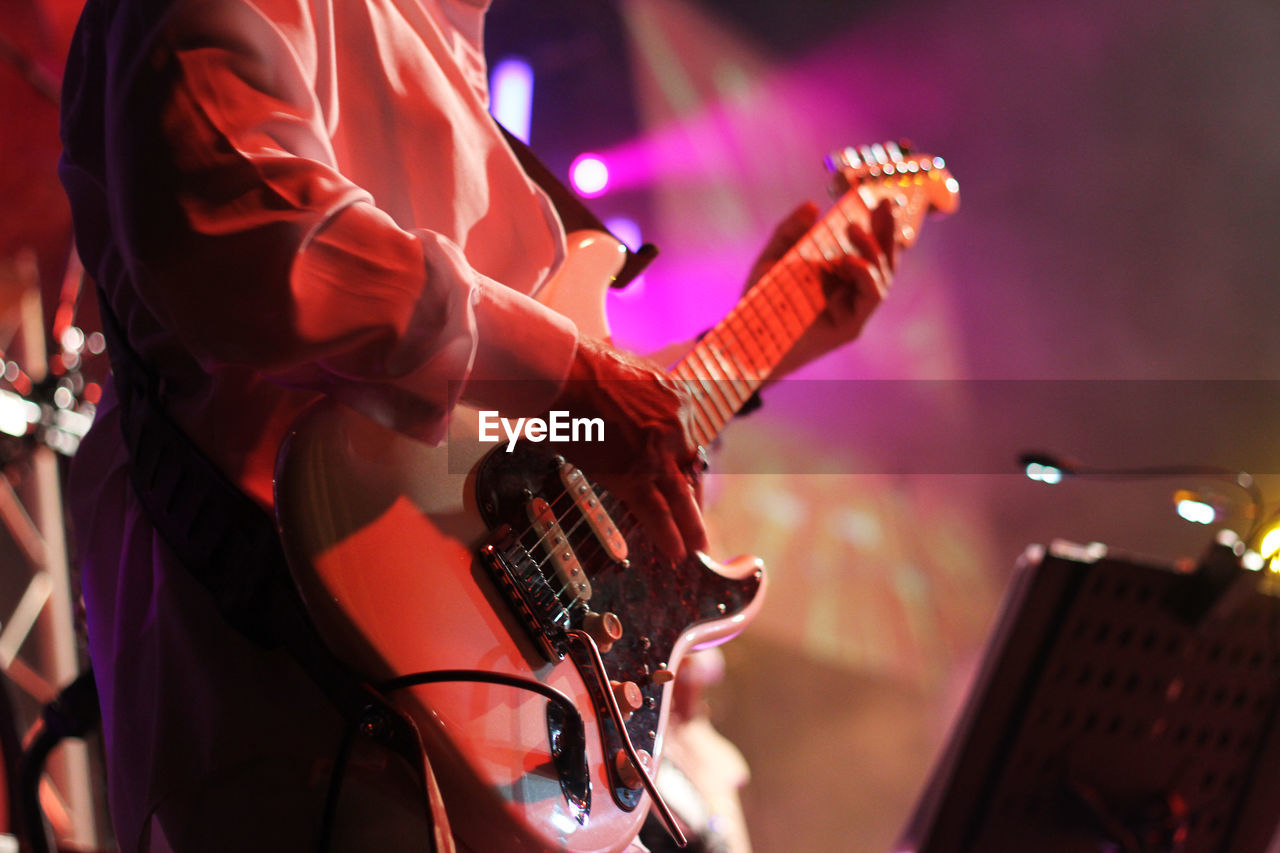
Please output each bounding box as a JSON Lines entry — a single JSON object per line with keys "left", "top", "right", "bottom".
{"left": 0, "top": 674, "right": 21, "bottom": 841}
{"left": 16, "top": 671, "right": 100, "bottom": 853}
{"left": 314, "top": 670, "right": 587, "bottom": 853}
{"left": 316, "top": 719, "right": 359, "bottom": 853}
{"left": 17, "top": 727, "right": 59, "bottom": 853}
{"left": 1018, "top": 451, "right": 1269, "bottom": 545}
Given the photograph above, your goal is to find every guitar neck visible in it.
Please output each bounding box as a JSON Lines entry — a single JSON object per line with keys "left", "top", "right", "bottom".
{"left": 667, "top": 143, "right": 959, "bottom": 449}
{"left": 669, "top": 192, "right": 868, "bottom": 448}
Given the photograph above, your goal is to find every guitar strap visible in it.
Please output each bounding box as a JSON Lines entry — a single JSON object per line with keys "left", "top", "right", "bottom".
{"left": 94, "top": 277, "right": 425, "bottom": 771}
{"left": 498, "top": 124, "right": 658, "bottom": 288}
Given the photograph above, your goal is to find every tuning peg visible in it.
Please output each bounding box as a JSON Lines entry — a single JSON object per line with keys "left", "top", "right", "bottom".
{"left": 824, "top": 146, "right": 861, "bottom": 174}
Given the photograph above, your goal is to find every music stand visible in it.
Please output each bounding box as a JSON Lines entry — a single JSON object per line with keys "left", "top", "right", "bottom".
{"left": 897, "top": 539, "right": 1280, "bottom": 853}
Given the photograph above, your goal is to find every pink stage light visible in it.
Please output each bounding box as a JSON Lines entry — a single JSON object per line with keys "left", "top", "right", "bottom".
{"left": 604, "top": 216, "right": 641, "bottom": 250}
{"left": 490, "top": 57, "right": 534, "bottom": 143}
{"left": 570, "top": 154, "right": 610, "bottom": 197}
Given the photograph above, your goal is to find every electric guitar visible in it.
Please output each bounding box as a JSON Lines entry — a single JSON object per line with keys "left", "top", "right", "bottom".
{"left": 274, "top": 143, "right": 959, "bottom": 852}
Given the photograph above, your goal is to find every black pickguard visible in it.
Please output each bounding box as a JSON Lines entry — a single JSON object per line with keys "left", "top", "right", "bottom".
{"left": 474, "top": 442, "right": 763, "bottom": 813}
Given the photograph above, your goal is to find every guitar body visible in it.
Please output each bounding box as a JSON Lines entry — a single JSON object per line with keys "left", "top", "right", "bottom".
{"left": 275, "top": 231, "right": 767, "bottom": 852}
{"left": 277, "top": 143, "right": 959, "bottom": 851}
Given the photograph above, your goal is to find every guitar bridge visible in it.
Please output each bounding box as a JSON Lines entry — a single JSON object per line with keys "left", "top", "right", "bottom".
{"left": 480, "top": 525, "right": 573, "bottom": 662}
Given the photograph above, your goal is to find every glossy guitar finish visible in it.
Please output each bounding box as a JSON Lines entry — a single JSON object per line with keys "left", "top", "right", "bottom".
{"left": 275, "top": 143, "right": 958, "bottom": 852}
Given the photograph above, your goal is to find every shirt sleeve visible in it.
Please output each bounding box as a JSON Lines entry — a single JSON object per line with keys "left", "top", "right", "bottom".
{"left": 102, "top": 0, "right": 577, "bottom": 443}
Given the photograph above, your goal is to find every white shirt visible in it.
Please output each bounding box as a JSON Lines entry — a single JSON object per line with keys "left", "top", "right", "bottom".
{"left": 63, "top": 0, "right": 578, "bottom": 507}
{"left": 61, "top": 0, "right": 585, "bottom": 847}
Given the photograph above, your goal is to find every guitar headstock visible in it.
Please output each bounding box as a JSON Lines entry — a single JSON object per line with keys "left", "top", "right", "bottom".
{"left": 825, "top": 141, "right": 959, "bottom": 249}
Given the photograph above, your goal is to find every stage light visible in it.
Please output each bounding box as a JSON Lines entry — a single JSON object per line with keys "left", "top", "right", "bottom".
{"left": 1259, "top": 526, "right": 1280, "bottom": 569}
{"left": 0, "top": 389, "right": 38, "bottom": 438}
{"left": 490, "top": 57, "right": 534, "bottom": 143}
{"left": 570, "top": 154, "right": 610, "bottom": 198}
{"left": 1024, "top": 461, "right": 1062, "bottom": 484}
{"left": 1174, "top": 497, "right": 1217, "bottom": 526}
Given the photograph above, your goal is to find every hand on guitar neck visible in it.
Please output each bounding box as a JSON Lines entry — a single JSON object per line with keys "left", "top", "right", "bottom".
{"left": 747, "top": 197, "right": 899, "bottom": 378}
{"left": 541, "top": 198, "right": 896, "bottom": 566}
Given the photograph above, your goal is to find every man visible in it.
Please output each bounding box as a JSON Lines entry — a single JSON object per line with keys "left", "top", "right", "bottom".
{"left": 59, "top": 0, "right": 895, "bottom": 849}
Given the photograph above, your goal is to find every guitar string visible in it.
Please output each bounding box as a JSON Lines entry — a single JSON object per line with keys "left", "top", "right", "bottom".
{"left": 538, "top": 481, "right": 664, "bottom": 602}
{"left": 512, "top": 477, "right": 638, "bottom": 606}
{"left": 676, "top": 354, "right": 735, "bottom": 429}
{"left": 684, "top": 344, "right": 740, "bottom": 425}
{"left": 759, "top": 251, "right": 813, "bottom": 344}
{"left": 676, "top": 364, "right": 729, "bottom": 440}
{"left": 493, "top": 199, "right": 873, "bottom": 607}
{"left": 488, "top": 189, "right": 902, "bottom": 623}
{"left": 670, "top": 369, "right": 716, "bottom": 447}
{"left": 776, "top": 211, "right": 839, "bottom": 332}
{"left": 536, "top": 507, "right": 622, "bottom": 604}
{"left": 500, "top": 198, "right": 862, "bottom": 581}
{"left": 537, "top": 488, "right": 649, "bottom": 609}
{"left": 702, "top": 289, "right": 768, "bottom": 399}
{"left": 736, "top": 275, "right": 792, "bottom": 377}
{"left": 691, "top": 294, "right": 768, "bottom": 438}
{"left": 506, "top": 463, "right": 664, "bottom": 567}
{"left": 708, "top": 313, "right": 767, "bottom": 395}
{"left": 692, "top": 272, "right": 789, "bottom": 425}
{"left": 642, "top": 207, "right": 846, "bottom": 454}
{"left": 737, "top": 285, "right": 787, "bottom": 366}
{"left": 689, "top": 284, "right": 812, "bottom": 427}
{"left": 697, "top": 339, "right": 753, "bottom": 412}
{"left": 658, "top": 358, "right": 714, "bottom": 447}
{"left": 491, "top": 462, "right": 717, "bottom": 628}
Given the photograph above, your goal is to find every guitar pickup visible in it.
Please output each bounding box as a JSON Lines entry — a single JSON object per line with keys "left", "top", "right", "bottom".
{"left": 527, "top": 497, "right": 592, "bottom": 602}
{"left": 559, "top": 463, "right": 628, "bottom": 563}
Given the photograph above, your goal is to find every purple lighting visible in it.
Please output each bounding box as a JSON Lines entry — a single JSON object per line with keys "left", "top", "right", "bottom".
{"left": 604, "top": 216, "right": 642, "bottom": 251}
{"left": 490, "top": 57, "right": 534, "bottom": 143}
{"left": 570, "top": 154, "right": 610, "bottom": 197}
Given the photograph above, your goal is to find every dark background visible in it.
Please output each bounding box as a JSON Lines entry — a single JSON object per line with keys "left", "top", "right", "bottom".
{"left": 2, "top": 0, "right": 1278, "bottom": 850}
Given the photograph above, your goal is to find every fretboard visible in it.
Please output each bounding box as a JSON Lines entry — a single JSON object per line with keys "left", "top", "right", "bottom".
{"left": 669, "top": 192, "right": 871, "bottom": 448}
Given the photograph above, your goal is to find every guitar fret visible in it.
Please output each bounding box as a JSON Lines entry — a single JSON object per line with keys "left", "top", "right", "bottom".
{"left": 779, "top": 262, "right": 825, "bottom": 327}
{"left": 688, "top": 344, "right": 744, "bottom": 416}
{"left": 696, "top": 366, "right": 737, "bottom": 427}
{"left": 759, "top": 265, "right": 817, "bottom": 339}
{"left": 737, "top": 287, "right": 789, "bottom": 362}
{"left": 703, "top": 328, "right": 756, "bottom": 383}
{"left": 779, "top": 232, "right": 831, "bottom": 305}
{"left": 813, "top": 209, "right": 852, "bottom": 255}
{"left": 688, "top": 408, "right": 714, "bottom": 448}
{"left": 664, "top": 147, "right": 958, "bottom": 448}
{"left": 714, "top": 317, "right": 770, "bottom": 382}
{"left": 740, "top": 281, "right": 802, "bottom": 362}
{"left": 670, "top": 362, "right": 708, "bottom": 415}
{"left": 684, "top": 349, "right": 738, "bottom": 422}
{"left": 720, "top": 304, "right": 776, "bottom": 378}
{"left": 671, "top": 365, "right": 721, "bottom": 444}
{"left": 699, "top": 338, "right": 754, "bottom": 402}
{"left": 760, "top": 280, "right": 807, "bottom": 339}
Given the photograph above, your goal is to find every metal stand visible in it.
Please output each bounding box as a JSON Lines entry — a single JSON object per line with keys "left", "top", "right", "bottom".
{"left": 899, "top": 537, "right": 1280, "bottom": 853}
{"left": 0, "top": 251, "right": 102, "bottom": 851}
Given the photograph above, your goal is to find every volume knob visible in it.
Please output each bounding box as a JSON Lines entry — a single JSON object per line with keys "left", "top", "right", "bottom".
{"left": 610, "top": 680, "right": 644, "bottom": 721}
{"left": 615, "top": 748, "right": 652, "bottom": 790}
{"left": 582, "top": 611, "right": 624, "bottom": 653}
